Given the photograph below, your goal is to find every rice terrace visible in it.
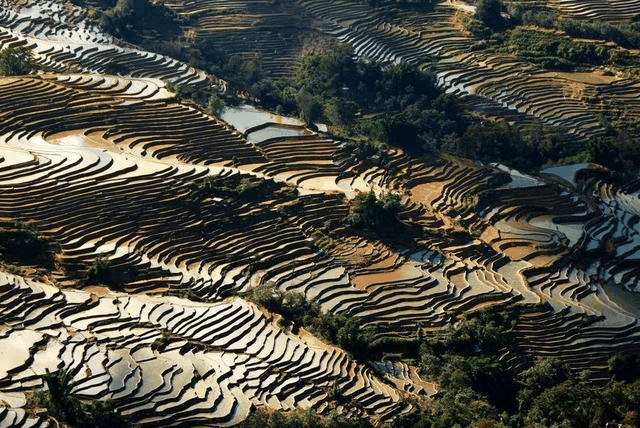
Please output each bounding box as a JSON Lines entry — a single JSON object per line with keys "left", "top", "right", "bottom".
{"left": 0, "top": 0, "right": 640, "bottom": 426}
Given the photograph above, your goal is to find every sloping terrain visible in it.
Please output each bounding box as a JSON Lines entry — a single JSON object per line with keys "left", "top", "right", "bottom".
{"left": 0, "top": 0, "right": 639, "bottom": 426}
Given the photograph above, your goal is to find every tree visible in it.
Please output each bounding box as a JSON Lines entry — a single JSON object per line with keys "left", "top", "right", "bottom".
{"left": 336, "top": 317, "right": 375, "bottom": 359}
{"left": 415, "top": 387, "right": 500, "bottom": 427}
{"left": 248, "top": 283, "right": 321, "bottom": 328}
{"left": 517, "top": 357, "right": 569, "bottom": 413}
{"left": 476, "top": 0, "right": 507, "bottom": 30}
{"left": 0, "top": 47, "right": 37, "bottom": 76}
{"left": 89, "top": 254, "right": 112, "bottom": 283}
{"left": 296, "top": 90, "right": 322, "bottom": 124}
{"left": 608, "top": 352, "right": 640, "bottom": 382}
{"left": 42, "top": 369, "right": 81, "bottom": 421}
{"left": 38, "top": 370, "right": 128, "bottom": 427}
{"left": 346, "top": 191, "right": 401, "bottom": 230}
{"left": 525, "top": 380, "right": 602, "bottom": 427}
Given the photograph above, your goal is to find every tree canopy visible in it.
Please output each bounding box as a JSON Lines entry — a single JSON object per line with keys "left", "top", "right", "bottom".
{"left": 0, "top": 47, "right": 37, "bottom": 76}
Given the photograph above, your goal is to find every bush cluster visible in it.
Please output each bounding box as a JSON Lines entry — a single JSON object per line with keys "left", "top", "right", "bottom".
{"left": 404, "top": 310, "right": 640, "bottom": 427}
{"left": 97, "top": 0, "right": 181, "bottom": 43}
{"left": 247, "top": 284, "right": 375, "bottom": 359}
{"left": 29, "top": 370, "right": 129, "bottom": 427}
{"left": 559, "top": 19, "right": 640, "bottom": 50}
{"left": 239, "top": 408, "right": 372, "bottom": 428}
{"left": 346, "top": 191, "right": 401, "bottom": 231}
{"left": 0, "top": 47, "right": 37, "bottom": 76}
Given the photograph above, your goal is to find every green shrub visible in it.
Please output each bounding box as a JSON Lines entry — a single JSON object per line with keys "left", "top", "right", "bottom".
{"left": 608, "top": 351, "right": 640, "bottom": 382}
{"left": 304, "top": 312, "right": 376, "bottom": 360}
{"left": 99, "top": 0, "right": 180, "bottom": 44}
{"left": 559, "top": 19, "right": 640, "bottom": 49}
{"left": 516, "top": 357, "right": 569, "bottom": 413}
{"left": 476, "top": 0, "right": 508, "bottom": 30}
{"left": 33, "top": 370, "right": 129, "bottom": 428}
{"left": 525, "top": 380, "right": 601, "bottom": 427}
{"left": 89, "top": 255, "right": 111, "bottom": 280}
{"left": 239, "top": 408, "right": 372, "bottom": 428}
{"left": 248, "top": 283, "right": 320, "bottom": 328}
{"left": 87, "top": 254, "right": 127, "bottom": 290}
{"left": 346, "top": 191, "right": 401, "bottom": 230}
{"left": 0, "top": 47, "right": 38, "bottom": 76}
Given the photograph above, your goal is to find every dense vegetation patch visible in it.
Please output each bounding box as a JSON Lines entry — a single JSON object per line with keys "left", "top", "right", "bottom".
{"left": 242, "top": 292, "right": 640, "bottom": 427}
{"left": 227, "top": 45, "right": 583, "bottom": 173}
{"left": 246, "top": 45, "right": 462, "bottom": 154}
{"left": 199, "top": 175, "right": 296, "bottom": 201}
{"left": 403, "top": 310, "right": 640, "bottom": 427}
{"left": 346, "top": 191, "right": 401, "bottom": 231}
{"left": 0, "top": 47, "right": 38, "bottom": 76}
{"left": 28, "top": 370, "right": 129, "bottom": 427}
{"left": 95, "top": 0, "right": 181, "bottom": 44}
{"left": 239, "top": 408, "right": 373, "bottom": 428}
{"left": 488, "top": 27, "right": 640, "bottom": 72}
{"left": 246, "top": 284, "right": 376, "bottom": 360}
{"left": 222, "top": 300, "right": 636, "bottom": 427}
{"left": 89, "top": 0, "right": 640, "bottom": 178}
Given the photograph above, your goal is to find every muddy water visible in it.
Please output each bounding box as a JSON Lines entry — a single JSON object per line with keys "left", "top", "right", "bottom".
{"left": 351, "top": 262, "right": 423, "bottom": 290}
{"left": 409, "top": 181, "right": 450, "bottom": 205}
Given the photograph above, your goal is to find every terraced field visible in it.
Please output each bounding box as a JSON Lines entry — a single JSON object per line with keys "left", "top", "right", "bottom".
{"left": 0, "top": 0, "right": 640, "bottom": 426}
{"left": 549, "top": 0, "right": 640, "bottom": 21}
{"left": 295, "top": 0, "right": 640, "bottom": 141}
{"left": 159, "top": 0, "right": 334, "bottom": 79}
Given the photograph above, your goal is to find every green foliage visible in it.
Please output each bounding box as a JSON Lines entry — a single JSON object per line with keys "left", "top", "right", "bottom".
{"left": 346, "top": 191, "right": 401, "bottom": 230}
{"left": 248, "top": 283, "right": 321, "bottom": 328}
{"left": 600, "top": 379, "right": 640, "bottom": 425}
{"left": 218, "top": 53, "right": 265, "bottom": 92}
{"left": 419, "top": 310, "right": 518, "bottom": 412}
{"left": 207, "top": 93, "right": 222, "bottom": 114}
{"left": 98, "top": 0, "right": 180, "bottom": 44}
{"left": 86, "top": 254, "right": 126, "bottom": 290}
{"left": 495, "top": 28, "right": 612, "bottom": 69}
{"left": 304, "top": 312, "right": 375, "bottom": 360}
{"left": 342, "top": 140, "right": 389, "bottom": 166}
{"left": 42, "top": 370, "right": 78, "bottom": 413}
{"left": 413, "top": 307, "right": 640, "bottom": 428}
{"left": 516, "top": 357, "right": 570, "bottom": 413}
{"left": 608, "top": 351, "right": 640, "bottom": 382}
{"left": 151, "top": 330, "right": 172, "bottom": 352}
{"left": 335, "top": 316, "right": 375, "bottom": 358}
{"left": 0, "top": 47, "right": 37, "bottom": 76}
{"left": 488, "top": 6, "right": 640, "bottom": 74}
{"left": 247, "top": 283, "right": 375, "bottom": 359}
{"left": 476, "top": 0, "right": 508, "bottom": 31}
{"left": 508, "top": 3, "right": 559, "bottom": 28}
{"left": 239, "top": 408, "right": 373, "bottom": 428}
{"left": 89, "top": 254, "right": 111, "bottom": 280}
{"left": 585, "top": 135, "right": 640, "bottom": 178}
{"left": 444, "top": 120, "right": 578, "bottom": 172}
{"left": 33, "top": 370, "right": 129, "bottom": 427}
{"left": 244, "top": 45, "right": 462, "bottom": 153}
{"left": 559, "top": 19, "right": 640, "bottom": 50}
{"left": 409, "top": 387, "right": 502, "bottom": 428}
{"left": 201, "top": 175, "right": 293, "bottom": 199}
{"left": 525, "top": 379, "right": 601, "bottom": 427}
